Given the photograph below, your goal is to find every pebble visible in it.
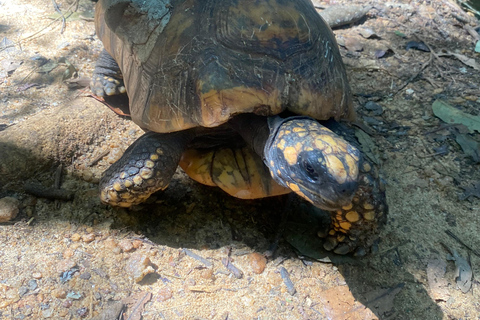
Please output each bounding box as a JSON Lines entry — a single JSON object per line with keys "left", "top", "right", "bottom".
{"left": 118, "top": 239, "right": 134, "bottom": 252}
{"left": 32, "top": 272, "right": 42, "bottom": 279}
{"left": 0, "top": 197, "right": 20, "bottom": 222}
{"left": 27, "top": 279, "right": 37, "bottom": 291}
{"left": 156, "top": 287, "right": 173, "bottom": 302}
{"left": 82, "top": 233, "right": 95, "bottom": 243}
{"left": 18, "top": 286, "right": 28, "bottom": 297}
{"left": 126, "top": 253, "right": 155, "bottom": 283}
{"left": 247, "top": 253, "right": 267, "bottom": 274}
{"left": 79, "top": 272, "right": 91, "bottom": 280}
{"left": 56, "top": 259, "right": 76, "bottom": 273}
{"left": 71, "top": 233, "right": 81, "bottom": 242}
{"left": 103, "top": 238, "right": 118, "bottom": 249}
{"left": 63, "top": 248, "right": 75, "bottom": 259}
{"left": 132, "top": 239, "right": 143, "bottom": 249}
{"left": 52, "top": 289, "right": 67, "bottom": 299}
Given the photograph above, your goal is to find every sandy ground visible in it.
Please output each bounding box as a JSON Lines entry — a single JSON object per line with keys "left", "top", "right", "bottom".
{"left": 1, "top": 0, "right": 480, "bottom": 319}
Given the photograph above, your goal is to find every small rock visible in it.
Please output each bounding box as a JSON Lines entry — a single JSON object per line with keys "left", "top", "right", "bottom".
{"left": 27, "top": 280, "right": 37, "bottom": 291}
{"left": 132, "top": 239, "right": 143, "bottom": 249}
{"left": 79, "top": 272, "right": 91, "bottom": 280}
{"left": 71, "top": 233, "right": 81, "bottom": 242}
{"left": 118, "top": 239, "right": 134, "bottom": 252}
{"left": 58, "top": 309, "right": 69, "bottom": 317}
{"left": 57, "top": 259, "right": 77, "bottom": 273}
{"left": 18, "top": 286, "right": 28, "bottom": 297}
{"left": 247, "top": 253, "right": 267, "bottom": 274}
{"left": 0, "top": 197, "right": 20, "bottom": 222}
{"left": 63, "top": 248, "right": 75, "bottom": 259}
{"left": 85, "top": 227, "right": 94, "bottom": 233}
{"left": 82, "top": 233, "right": 95, "bottom": 243}
{"left": 103, "top": 238, "right": 118, "bottom": 249}
{"left": 52, "top": 289, "right": 67, "bottom": 299}
{"left": 156, "top": 287, "right": 173, "bottom": 302}
{"left": 32, "top": 272, "right": 42, "bottom": 279}
{"left": 42, "top": 308, "right": 53, "bottom": 318}
{"left": 77, "top": 307, "right": 88, "bottom": 318}
{"left": 126, "top": 253, "right": 155, "bottom": 283}
{"left": 67, "top": 291, "right": 82, "bottom": 300}
{"left": 62, "top": 300, "right": 72, "bottom": 308}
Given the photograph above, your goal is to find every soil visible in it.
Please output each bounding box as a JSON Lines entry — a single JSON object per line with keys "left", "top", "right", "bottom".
{"left": 1, "top": 0, "right": 480, "bottom": 319}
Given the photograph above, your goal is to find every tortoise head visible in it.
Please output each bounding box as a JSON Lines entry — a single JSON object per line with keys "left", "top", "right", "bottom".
{"left": 264, "top": 117, "right": 360, "bottom": 210}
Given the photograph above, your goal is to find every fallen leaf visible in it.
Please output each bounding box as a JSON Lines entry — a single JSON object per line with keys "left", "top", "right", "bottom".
{"left": 455, "top": 133, "right": 480, "bottom": 163}
{"left": 355, "top": 129, "right": 380, "bottom": 164}
{"left": 432, "top": 99, "right": 480, "bottom": 133}
{"left": 459, "top": 181, "right": 480, "bottom": 201}
{"left": 37, "top": 60, "right": 58, "bottom": 73}
{"left": 122, "top": 292, "right": 152, "bottom": 320}
{"left": 405, "top": 41, "right": 430, "bottom": 52}
{"left": 438, "top": 52, "right": 480, "bottom": 70}
{"left": 446, "top": 250, "right": 472, "bottom": 293}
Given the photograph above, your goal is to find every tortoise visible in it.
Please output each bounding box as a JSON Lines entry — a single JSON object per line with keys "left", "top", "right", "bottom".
{"left": 91, "top": 0, "right": 387, "bottom": 254}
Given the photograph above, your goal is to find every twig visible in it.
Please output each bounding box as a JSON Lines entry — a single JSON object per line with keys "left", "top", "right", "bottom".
{"left": 279, "top": 267, "right": 296, "bottom": 295}
{"left": 445, "top": 230, "right": 480, "bottom": 258}
{"left": 24, "top": 183, "right": 74, "bottom": 201}
{"left": 88, "top": 149, "right": 110, "bottom": 167}
{"left": 221, "top": 258, "right": 243, "bottom": 279}
{"left": 183, "top": 249, "right": 212, "bottom": 267}
{"left": 51, "top": 0, "right": 66, "bottom": 34}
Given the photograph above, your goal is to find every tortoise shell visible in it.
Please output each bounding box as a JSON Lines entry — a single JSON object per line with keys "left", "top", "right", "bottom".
{"left": 95, "top": 0, "right": 354, "bottom": 133}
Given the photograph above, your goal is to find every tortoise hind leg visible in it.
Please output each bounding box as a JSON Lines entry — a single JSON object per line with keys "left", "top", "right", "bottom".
{"left": 90, "top": 49, "right": 126, "bottom": 97}
{"left": 99, "top": 131, "right": 194, "bottom": 207}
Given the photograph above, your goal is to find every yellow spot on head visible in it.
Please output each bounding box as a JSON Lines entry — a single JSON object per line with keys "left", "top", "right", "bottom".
{"left": 124, "top": 179, "right": 133, "bottom": 188}
{"left": 325, "top": 154, "right": 347, "bottom": 184}
{"left": 287, "top": 182, "right": 300, "bottom": 193}
{"left": 277, "top": 139, "right": 286, "bottom": 150}
{"left": 293, "top": 127, "right": 306, "bottom": 132}
{"left": 156, "top": 148, "right": 164, "bottom": 155}
{"left": 283, "top": 147, "right": 298, "bottom": 165}
{"left": 342, "top": 203, "right": 353, "bottom": 210}
{"left": 345, "top": 154, "right": 359, "bottom": 180}
{"left": 150, "top": 154, "right": 159, "bottom": 161}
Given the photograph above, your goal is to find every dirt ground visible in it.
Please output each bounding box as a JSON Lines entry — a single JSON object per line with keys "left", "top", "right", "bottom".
{"left": 1, "top": 0, "right": 480, "bottom": 319}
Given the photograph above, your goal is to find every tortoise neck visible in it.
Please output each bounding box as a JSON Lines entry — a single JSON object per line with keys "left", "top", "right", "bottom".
{"left": 229, "top": 114, "right": 270, "bottom": 159}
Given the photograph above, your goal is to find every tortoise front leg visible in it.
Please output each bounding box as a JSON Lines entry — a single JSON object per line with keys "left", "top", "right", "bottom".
{"left": 90, "top": 49, "right": 126, "bottom": 97}
{"left": 99, "top": 131, "right": 194, "bottom": 207}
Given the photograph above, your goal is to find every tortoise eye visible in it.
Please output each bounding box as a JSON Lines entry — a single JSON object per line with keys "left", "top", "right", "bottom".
{"left": 303, "top": 160, "right": 318, "bottom": 181}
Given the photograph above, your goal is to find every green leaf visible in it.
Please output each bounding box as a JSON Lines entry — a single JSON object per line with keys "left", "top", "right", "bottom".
{"left": 432, "top": 99, "right": 480, "bottom": 133}
{"left": 475, "top": 40, "right": 480, "bottom": 53}
{"left": 455, "top": 133, "right": 480, "bottom": 163}
{"left": 394, "top": 31, "right": 406, "bottom": 38}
